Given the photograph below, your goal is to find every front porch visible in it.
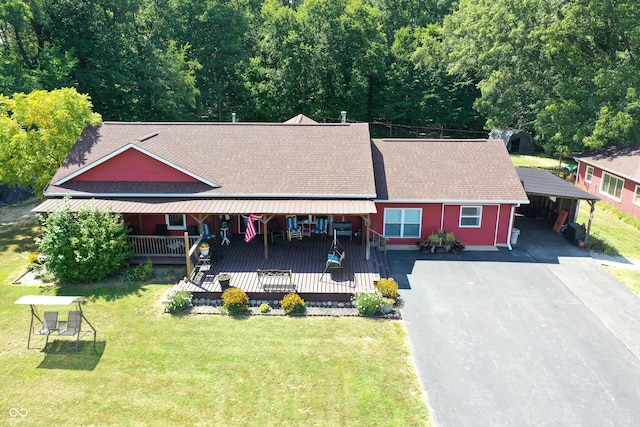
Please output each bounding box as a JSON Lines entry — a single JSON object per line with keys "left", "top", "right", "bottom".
{"left": 173, "top": 234, "right": 385, "bottom": 301}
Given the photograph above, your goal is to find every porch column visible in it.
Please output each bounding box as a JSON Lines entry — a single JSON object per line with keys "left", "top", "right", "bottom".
{"left": 184, "top": 232, "right": 193, "bottom": 274}
{"left": 365, "top": 214, "right": 371, "bottom": 260}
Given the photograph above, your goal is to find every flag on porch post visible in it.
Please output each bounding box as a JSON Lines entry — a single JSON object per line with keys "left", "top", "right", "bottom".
{"left": 244, "top": 214, "right": 262, "bottom": 243}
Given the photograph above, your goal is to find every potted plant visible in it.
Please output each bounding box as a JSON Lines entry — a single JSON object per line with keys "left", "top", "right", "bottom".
{"left": 199, "top": 241, "right": 210, "bottom": 256}
{"left": 381, "top": 297, "right": 395, "bottom": 314}
{"left": 427, "top": 233, "right": 441, "bottom": 253}
{"left": 416, "top": 239, "right": 430, "bottom": 253}
{"left": 379, "top": 237, "right": 388, "bottom": 253}
{"left": 444, "top": 232, "right": 456, "bottom": 252}
{"left": 452, "top": 239, "right": 465, "bottom": 254}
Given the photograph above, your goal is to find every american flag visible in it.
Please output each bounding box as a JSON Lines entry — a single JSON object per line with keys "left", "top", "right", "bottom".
{"left": 244, "top": 214, "right": 262, "bottom": 243}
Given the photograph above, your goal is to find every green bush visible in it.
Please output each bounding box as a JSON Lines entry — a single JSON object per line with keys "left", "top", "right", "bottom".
{"left": 36, "top": 198, "right": 133, "bottom": 283}
{"left": 165, "top": 290, "right": 192, "bottom": 313}
{"left": 353, "top": 292, "right": 382, "bottom": 315}
{"left": 375, "top": 278, "right": 399, "bottom": 299}
{"left": 259, "top": 303, "right": 271, "bottom": 313}
{"left": 125, "top": 260, "right": 153, "bottom": 281}
{"left": 222, "top": 287, "right": 249, "bottom": 315}
{"left": 281, "top": 293, "right": 306, "bottom": 314}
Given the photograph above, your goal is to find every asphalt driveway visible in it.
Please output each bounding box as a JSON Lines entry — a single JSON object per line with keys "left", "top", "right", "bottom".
{"left": 391, "top": 219, "right": 640, "bottom": 426}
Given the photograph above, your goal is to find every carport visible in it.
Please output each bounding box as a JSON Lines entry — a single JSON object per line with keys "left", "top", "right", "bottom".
{"left": 516, "top": 167, "right": 600, "bottom": 242}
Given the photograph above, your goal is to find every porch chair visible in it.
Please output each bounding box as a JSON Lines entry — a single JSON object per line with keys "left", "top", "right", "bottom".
{"left": 286, "top": 215, "right": 302, "bottom": 241}
{"left": 202, "top": 223, "right": 216, "bottom": 241}
{"left": 312, "top": 217, "right": 328, "bottom": 238}
{"left": 268, "top": 219, "right": 284, "bottom": 242}
{"left": 320, "top": 230, "right": 346, "bottom": 280}
{"left": 59, "top": 311, "right": 83, "bottom": 351}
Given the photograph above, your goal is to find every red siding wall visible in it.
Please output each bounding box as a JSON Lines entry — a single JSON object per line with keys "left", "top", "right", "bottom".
{"left": 73, "top": 148, "right": 199, "bottom": 182}
{"left": 576, "top": 162, "right": 640, "bottom": 219}
{"left": 372, "top": 202, "right": 516, "bottom": 247}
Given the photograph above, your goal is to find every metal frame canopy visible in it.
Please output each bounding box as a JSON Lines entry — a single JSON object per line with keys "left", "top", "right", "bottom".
{"left": 15, "top": 295, "right": 96, "bottom": 351}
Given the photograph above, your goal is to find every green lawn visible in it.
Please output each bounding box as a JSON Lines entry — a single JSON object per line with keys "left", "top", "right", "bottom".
{"left": 510, "top": 153, "right": 575, "bottom": 175}
{"left": 0, "top": 215, "right": 431, "bottom": 426}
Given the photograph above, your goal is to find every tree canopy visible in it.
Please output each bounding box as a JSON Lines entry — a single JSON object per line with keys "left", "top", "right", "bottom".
{"left": 1, "top": 0, "right": 639, "bottom": 153}
{"left": 0, "top": 88, "right": 101, "bottom": 194}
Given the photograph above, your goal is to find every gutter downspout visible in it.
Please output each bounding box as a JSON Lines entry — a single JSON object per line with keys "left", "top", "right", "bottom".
{"left": 506, "top": 205, "right": 517, "bottom": 250}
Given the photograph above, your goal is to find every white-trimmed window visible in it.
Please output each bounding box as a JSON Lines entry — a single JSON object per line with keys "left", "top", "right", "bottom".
{"left": 634, "top": 185, "right": 640, "bottom": 206}
{"left": 165, "top": 214, "right": 186, "bottom": 230}
{"left": 460, "top": 206, "right": 482, "bottom": 227}
{"left": 384, "top": 208, "right": 421, "bottom": 238}
{"left": 600, "top": 172, "right": 624, "bottom": 201}
{"left": 585, "top": 165, "right": 594, "bottom": 183}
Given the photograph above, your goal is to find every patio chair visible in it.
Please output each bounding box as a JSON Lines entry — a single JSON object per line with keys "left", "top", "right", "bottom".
{"left": 286, "top": 215, "right": 302, "bottom": 241}
{"left": 59, "top": 311, "right": 83, "bottom": 350}
{"left": 36, "top": 311, "right": 59, "bottom": 348}
{"left": 312, "top": 217, "right": 328, "bottom": 238}
{"left": 268, "top": 219, "right": 284, "bottom": 242}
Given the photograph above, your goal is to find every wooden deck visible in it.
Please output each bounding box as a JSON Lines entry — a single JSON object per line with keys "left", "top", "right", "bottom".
{"left": 176, "top": 234, "right": 383, "bottom": 301}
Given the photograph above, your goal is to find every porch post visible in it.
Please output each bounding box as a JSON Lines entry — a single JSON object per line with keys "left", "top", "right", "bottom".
{"left": 184, "top": 232, "right": 193, "bottom": 274}
{"left": 365, "top": 214, "right": 371, "bottom": 261}
{"left": 262, "top": 215, "right": 274, "bottom": 260}
{"left": 585, "top": 200, "right": 596, "bottom": 244}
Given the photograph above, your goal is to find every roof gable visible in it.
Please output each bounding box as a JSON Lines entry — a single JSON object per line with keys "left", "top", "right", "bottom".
{"left": 372, "top": 138, "right": 529, "bottom": 203}
{"left": 58, "top": 145, "right": 215, "bottom": 185}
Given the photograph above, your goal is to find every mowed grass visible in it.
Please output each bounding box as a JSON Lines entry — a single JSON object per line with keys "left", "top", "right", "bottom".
{"left": 510, "top": 153, "right": 575, "bottom": 174}
{"left": 0, "top": 216, "right": 431, "bottom": 426}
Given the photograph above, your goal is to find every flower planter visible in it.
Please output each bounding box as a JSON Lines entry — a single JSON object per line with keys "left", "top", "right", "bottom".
{"left": 217, "top": 273, "right": 232, "bottom": 290}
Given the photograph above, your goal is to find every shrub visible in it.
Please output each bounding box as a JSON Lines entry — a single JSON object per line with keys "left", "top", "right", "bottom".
{"left": 125, "top": 260, "right": 153, "bottom": 281}
{"left": 165, "top": 290, "right": 192, "bottom": 313}
{"left": 352, "top": 292, "right": 382, "bottom": 315}
{"left": 281, "top": 293, "right": 306, "bottom": 315}
{"left": 222, "top": 287, "right": 249, "bottom": 315}
{"left": 259, "top": 303, "right": 271, "bottom": 313}
{"left": 375, "top": 278, "right": 399, "bottom": 299}
{"left": 36, "top": 198, "right": 133, "bottom": 283}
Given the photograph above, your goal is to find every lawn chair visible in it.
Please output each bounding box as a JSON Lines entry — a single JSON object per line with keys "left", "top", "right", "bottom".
{"left": 286, "top": 215, "right": 302, "bottom": 241}
{"left": 59, "top": 311, "right": 83, "bottom": 351}
{"left": 36, "top": 311, "right": 59, "bottom": 347}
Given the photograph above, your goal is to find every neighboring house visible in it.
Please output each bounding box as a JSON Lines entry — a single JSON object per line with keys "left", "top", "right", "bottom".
{"left": 35, "top": 117, "right": 529, "bottom": 260}
{"left": 575, "top": 145, "right": 640, "bottom": 219}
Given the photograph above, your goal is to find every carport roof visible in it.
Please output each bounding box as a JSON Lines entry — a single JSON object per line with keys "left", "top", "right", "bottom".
{"left": 516, "top": 167, "right": 600, "bottom": 201}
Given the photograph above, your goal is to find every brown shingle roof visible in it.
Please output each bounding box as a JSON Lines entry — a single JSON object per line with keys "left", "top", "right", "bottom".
{"left": 575, "top": 144, "right": 640, "bottom": 182}
{"left": 372, "top": 138, "right": 529, "bottom": 202}
{"left": 48, "top": 122, "right": 376, "bottom": 198}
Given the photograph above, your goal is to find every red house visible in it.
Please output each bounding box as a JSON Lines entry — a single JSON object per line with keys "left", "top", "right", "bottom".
{"left": 36, "top": 118, "right": 528, "bottom": 261}
{"left": 575, "top": 145, "right": 640, "bottom": 219}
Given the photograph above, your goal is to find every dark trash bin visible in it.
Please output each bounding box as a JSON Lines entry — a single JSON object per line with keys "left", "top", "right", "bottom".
{"left": 564, "top": 222, "right": 585, "bottom": 245}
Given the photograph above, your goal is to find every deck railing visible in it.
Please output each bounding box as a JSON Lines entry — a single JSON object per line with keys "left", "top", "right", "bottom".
{"left": 127, "top": 235, "right": 199, "bottom": 259}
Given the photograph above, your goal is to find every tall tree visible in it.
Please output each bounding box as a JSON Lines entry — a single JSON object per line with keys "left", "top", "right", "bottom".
{"left": 0, "top": 88, "right": 101, "bottom": 194}
{"left": 45, "top": 0, "right": 200, "bottom": 121}
{"left": 245, "top": 0, "right": 386, "bottom": 121}
{"left": 435, "top": 0, "right": 640, "bottom": 153}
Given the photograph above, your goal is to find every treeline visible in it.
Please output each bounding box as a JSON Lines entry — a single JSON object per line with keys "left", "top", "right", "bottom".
{"left": 1, "top": 0, "right": 639, "bottom": 153}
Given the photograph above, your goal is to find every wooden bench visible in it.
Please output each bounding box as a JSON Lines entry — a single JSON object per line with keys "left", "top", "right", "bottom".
{"left": 257, "top": 269, "right": 297, "bottom": 292}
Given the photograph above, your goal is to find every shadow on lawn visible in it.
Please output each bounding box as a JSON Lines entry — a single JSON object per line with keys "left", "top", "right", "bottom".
{"left": 38, "top": 340, "right": 106, "bottom": 371}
